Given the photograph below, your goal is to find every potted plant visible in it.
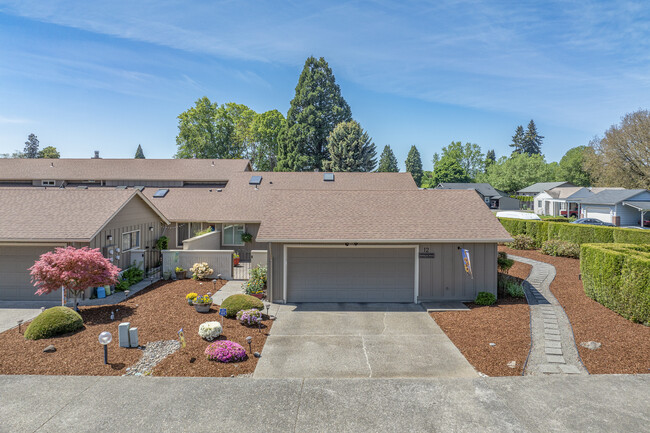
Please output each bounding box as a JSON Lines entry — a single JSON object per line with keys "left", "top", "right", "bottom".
{"left": 241, "top": 232, "right": 253, "bottom": 243}
{"left": 233, "top": 252, "right": 240, "bottom": 267}
{"left": 193, "top": 294, "right": 213, "bottom": 313}
{"left": 175, "top": 266, "right": 187, "bottom": 279}
{"left": 186, "top": 292, "right": 198, "bottom": 306}
{"left": 244, "top": 265, "right": 266, "bottom": 299}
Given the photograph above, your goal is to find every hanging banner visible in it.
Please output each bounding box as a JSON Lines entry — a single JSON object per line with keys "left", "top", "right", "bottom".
{"left": 460, "top": 248, "right": 473, "bottom": 279}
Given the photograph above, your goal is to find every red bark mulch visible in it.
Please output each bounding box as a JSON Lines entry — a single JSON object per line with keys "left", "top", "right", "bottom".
{"left": 431, "top": 261, "right": 532, "bottom": 376}
{"left": 0, "top": 279, "right": 272, "bottom": 377}
{"left": 500, "top": 246, "right": 650, "bottom": 374}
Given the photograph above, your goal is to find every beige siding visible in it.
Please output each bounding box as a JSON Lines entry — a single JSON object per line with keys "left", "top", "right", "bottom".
{"left": 89, "top": 196, "right": 166, "bottom": 271}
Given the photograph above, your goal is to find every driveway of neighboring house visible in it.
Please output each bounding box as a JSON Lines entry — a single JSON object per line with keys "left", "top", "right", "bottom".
{"left": 254, "top": 303, "right": 477, "bottom": 379}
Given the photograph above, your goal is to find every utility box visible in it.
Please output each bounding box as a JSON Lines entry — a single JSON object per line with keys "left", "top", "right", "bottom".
{"left": 128, "top": 327, "right": 139, "bottom": 348}
{"left": 118, "top": 322, "right": 131, "bottom": 348}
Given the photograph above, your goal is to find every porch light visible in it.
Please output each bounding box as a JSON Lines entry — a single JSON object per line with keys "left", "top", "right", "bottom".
{"left": 149, "top": 226, "right": 154, "bottom": 232}
{"left": 107, "top": 235, "right": 113, "bottom": 241}
{"left": 98, "top": 331, "right": 112, "bottom": 364}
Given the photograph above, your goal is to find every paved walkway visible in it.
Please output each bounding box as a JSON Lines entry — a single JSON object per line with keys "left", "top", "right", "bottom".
{"left": 1, "top": 374, "right": 647, "bottom": 432}
{"left": 508, "top": 254, "right": 587, "bottom": 375}
{"left": 254, "top": 303, "right": 477, "bottom": 378}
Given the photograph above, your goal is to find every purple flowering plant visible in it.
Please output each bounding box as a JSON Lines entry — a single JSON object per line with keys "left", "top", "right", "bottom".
{"left": 236, "top": 309, "right": 262, "bottom": 326}
{"left": 205, "top": 340, "right": 247, "bottom": 363}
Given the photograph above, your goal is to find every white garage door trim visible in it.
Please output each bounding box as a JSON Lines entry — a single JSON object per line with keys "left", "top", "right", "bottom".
{"left": 585, "top": 206, "right": 613, "bottom": 223}
{"left": 283, "top": 244, "right": 419, "bottom": 303}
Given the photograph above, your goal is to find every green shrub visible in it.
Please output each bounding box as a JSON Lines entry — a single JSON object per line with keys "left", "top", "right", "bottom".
{"left": 475, "top": 291, "right": 496, "bottom": 306}
{"left": 539, "top": 216, "right": 571, "bottom": 222}
{"left": 220, "top": 294, "right": 264, "bottom": 318}
{"left": 24, "top": 306, "right": 84, "bottom": 340}
{"left": 541, "top": 239, "right": 580, "bottom": 258}
{"left": 503, "top": 280, "right": 525, "bottom": 298}
{"left": 114, "top": 265, "right": 144, "bottom": 291}
{"left": 155, "top": 236, "right": 169, "bottom": 251}
{"left": 581, "top": 244, "right": 650, "bottom": 324}
{"left": 497, "top": 251, "right": 514, "bottom": 273}
{"left": 507, "top": 234, "right": 536, "bottom": 250}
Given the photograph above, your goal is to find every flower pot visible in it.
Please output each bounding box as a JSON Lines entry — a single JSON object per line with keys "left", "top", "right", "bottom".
{"left": 176, "top": 271, "right": 187, "bottom": 280}
{"left": 233, "top": 258, "right": 240, "bottom": 267}
{"left": 251, "top": 293, "right": 264, "bottom": 299}
{"left": 193, "top": 303, "right": 212, "bottom": 313}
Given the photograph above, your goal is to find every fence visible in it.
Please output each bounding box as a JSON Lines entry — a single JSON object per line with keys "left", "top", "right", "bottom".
{"left": 128, "top": 248, "right": 162, "bottom": 280}
{"left": 162, "top": 250, "right": 234, "bottom": 280}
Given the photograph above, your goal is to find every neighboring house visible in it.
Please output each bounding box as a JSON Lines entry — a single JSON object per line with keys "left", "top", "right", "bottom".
{"left": 578, "top": 189, "right": 650, "bottom": 227}
{"left": 435, "top": 183, "right": 520, "bottom": 210}
{"left": 1, "top": 159, "right": 512, "bottom": 304}
{"left": 533, "top": 187, "right": 595, "bottom": 217}
{"left": 517, "top": 181, "right": 576, "bottom": 197}
{"left": 0, "top": 188, "right": 169, "bottom": 301}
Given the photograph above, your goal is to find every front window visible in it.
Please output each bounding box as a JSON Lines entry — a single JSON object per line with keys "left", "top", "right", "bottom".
{"left": 223, "top": 224, "right": 245, "bottom": 246}
{"left": 177, "top": 222, "right": 203, "bottom": 247}
{"left": 122, "top": 230, "right": 140, "bottom": 251}
{"left": 537, "top": 200, "right": 542, "bottom": 207}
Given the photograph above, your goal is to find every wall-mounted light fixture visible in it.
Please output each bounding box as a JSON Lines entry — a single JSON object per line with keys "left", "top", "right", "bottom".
{"left": 149, "top": 226, "right": 154, "bottom": 232}
{"left": 107, "top": 235, "right": 113, "bottom": 241}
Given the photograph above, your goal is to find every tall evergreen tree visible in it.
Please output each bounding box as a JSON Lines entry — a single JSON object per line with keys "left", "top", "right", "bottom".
{"left": 134, "top": 144, "right": 145, "bottom": 159}
{"left": 485, "top": 149, "right": 496, "bottom": 170}
{"left": 522, "top": 119, "right": 543, "bottom": 154}
{"left": 377, "top": 145, "right": 399, "bottom": 172}
{"left": 23, "top": 134, "right": 39, "bottom": 158}
{"left": 276, "top": 56, "right": 352, "bottom": 171}
{"left": 405, "top": 145, "right": 424, "bottom": 186}
{"left": 322, "top": 120, "right": 376, "bottom": 172}
{"left": 510, "top": 125, "right": 525, "bottom": 154}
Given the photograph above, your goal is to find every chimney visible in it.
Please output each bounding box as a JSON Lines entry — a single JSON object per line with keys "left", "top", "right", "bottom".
{"left": 92, "top": 151, "right": 101, "bottom": 159}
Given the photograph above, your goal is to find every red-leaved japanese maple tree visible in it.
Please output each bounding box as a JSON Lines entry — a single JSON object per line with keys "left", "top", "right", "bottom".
{"left": 29, "top": 247, "right": 120, "bottom": 308}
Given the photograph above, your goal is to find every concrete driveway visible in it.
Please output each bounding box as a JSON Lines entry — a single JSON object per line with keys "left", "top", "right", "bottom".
{"left": 254, "top": 303, "right": 477, "bottom": 378}
{"left": 0, "top": 303, "right": 44, "bottom": 333}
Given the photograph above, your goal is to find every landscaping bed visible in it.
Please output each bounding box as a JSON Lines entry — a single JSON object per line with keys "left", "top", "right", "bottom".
{"left": 431, "top": 261, "right": 532, "bottom": 377}
{"left": 0, "top": 279, "right": 272, "bottom": 377}
{"left": 500, "top": 246, "right": 650, "bottom": 374}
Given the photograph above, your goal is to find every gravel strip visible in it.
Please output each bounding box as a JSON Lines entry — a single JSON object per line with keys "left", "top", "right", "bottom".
{"left": 124, "top": 340, "right": 181, "bottom": 376}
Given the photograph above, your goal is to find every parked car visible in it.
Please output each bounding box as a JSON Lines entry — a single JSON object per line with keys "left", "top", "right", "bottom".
{"left": 495, "top": 211, "right": 541, "bottom": 220}
{"left": 560, "top": 210, "right": 579, "bottom": 218}
{"left": 571, "top": 218, "right": 616, "bottom": 227}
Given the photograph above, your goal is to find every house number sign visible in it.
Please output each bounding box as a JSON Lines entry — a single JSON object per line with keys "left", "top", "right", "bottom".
{"left": 419, "top": 247, "right": 435, "bottom": 259}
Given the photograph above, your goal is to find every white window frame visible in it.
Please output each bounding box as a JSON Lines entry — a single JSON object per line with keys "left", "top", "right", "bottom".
{"left": 222, "top": 223, "right": 245, "bottom": 246}
{"left": 41, "top": 180, "right": 56, "bottom": 186}
{"left": 122, "top": 230, "right": 141, "bottom": 252}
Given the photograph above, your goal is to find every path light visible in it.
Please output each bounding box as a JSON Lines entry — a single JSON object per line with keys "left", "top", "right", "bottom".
{"left": 246, "top": 336, "right": 252, "bottom": 354}
{"left": 212, "top": 279, "right": 217, "bottom": 293}
{"left": 265, "top": 303, "right": 270, "bottom": 316}
{"left": 16, "top": 319, "right": 23, "bottom": 333}
{"left": 124, "top": 290, "right": 130, "bottom": 300}
{"left": 99, "top": 331, "right": 112, "bottom": 364}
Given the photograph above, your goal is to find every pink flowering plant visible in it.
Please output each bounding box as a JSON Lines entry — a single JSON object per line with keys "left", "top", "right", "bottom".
{"left": 205, "top": 340, "right": 248, "bottom": 363}
{"left": 29, "top": 247, "right": 120, "bottom": 308}
{"left": 236, "top": 309, "right": 262, "bottom": 326}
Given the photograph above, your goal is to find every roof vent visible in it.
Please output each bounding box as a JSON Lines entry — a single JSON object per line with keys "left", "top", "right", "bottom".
{"left": 92, "top": 151, "right": 100, "bottom": 159}
{"left": 153, "top": 189, "right": 169, "bottom": 198}
{"left": 115, "top": 185, "right": 127, "bottom": 190}
{"left": 249, "top": 175, "right": 262, "bottom": 185}
{"left": 323, "top": 173, "right": 335, "bottom": 182}
{"left": 217, "top": 188, "right": 223, "bottom": 192}
{"left": 76, "top": 186, "right": 88, "bottom": 189}
{"left": 211, "top": 161, "right": 215, "bottom": 167}
{"left": 50, "top": 162, "right": 54, "bottom": 167}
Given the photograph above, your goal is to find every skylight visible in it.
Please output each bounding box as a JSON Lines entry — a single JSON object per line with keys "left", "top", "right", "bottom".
{"left": 153, "top": 189, "right": 169, "bottom": 198}
{"left": 323, "top": 173, "right": 335, "bottom": 182}
{"left": 249, "top": 175, "right": 262, "bottom": 185}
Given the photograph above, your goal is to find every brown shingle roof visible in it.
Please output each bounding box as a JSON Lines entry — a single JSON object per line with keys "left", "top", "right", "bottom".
{"left": 0, "top": 188, "right": 166, "bottom": 242}
{"left": 142, "top": 172, "right": 418, "bottom": 222}
{"left": 0, "top": 158, "right": 251, "bottom": 182}
{"left": 256, "top": 189, "right": 512, "bottom": 242}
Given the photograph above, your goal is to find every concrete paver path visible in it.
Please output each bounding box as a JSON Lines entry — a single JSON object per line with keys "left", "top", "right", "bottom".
{"left": 254, "top": 303, "right": 477, "bottom": 378}
{"left": 508, "top": 254, "right": 587, "bottom": 375}
{"left": 1, "top": 374, "right": 647, "bottom": 432}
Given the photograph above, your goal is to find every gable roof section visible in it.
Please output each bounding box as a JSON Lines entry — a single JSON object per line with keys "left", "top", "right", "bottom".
{"left": 256, "top": 189, "right": 512, "bottom": 243}
{"left": 141, "top": 172, "right": 418, "bottom": 222}
{"left": 518, "top": 182, "right": 574, "bottom": 193}
{"left": 545, "top": 187, "right": 592, "bottom": 199}
{"left": 0, "top": 158, "right": 251, "bottom": 182}
{"left": 0, "top": 188, "right": 168, "bottom": 242}
{"left": 579, "top": 189, "right": 650, "bottom": 205}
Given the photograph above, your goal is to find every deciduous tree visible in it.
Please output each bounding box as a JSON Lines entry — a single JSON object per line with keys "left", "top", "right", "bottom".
{"left": 439, "top": 141, "right": 484, "bottom": 180}
{"left": 405, "top": 145, "right": 424, "bottom": 186}
{"left": 476, "top": 153, "right": 556, "bottom": 193}
{"left": 38, "top": 146, "right": 60, "bottom": 159}
{"left": 377, "top": 145, "right": 399, "bottom": 172}
{"left": 29, "top": 247, "right": 120, "bottom": 309}
{"left": 557, "top": 146, "right": 591, "bottom": 187}
{"left": 250, "top": 110, "right": 285, "bottom": 171}
{"left": 323, "top": 120, "right": 377, "bottom": 172}
{"left": 276, "top": 57, "right": 352, "bottom": 171}
{"left": 431, "top": 155, "right": 471, "bottom": 185}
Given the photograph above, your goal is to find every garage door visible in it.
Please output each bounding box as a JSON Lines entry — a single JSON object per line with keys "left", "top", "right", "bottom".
{"left": 0, "top": 246, "right": 60, "bottom": 301}
{"left": 585, "top": 206, "right": 612, "bottom": 223}
{"left": 286, "top": 247, "right": 415, "bottom": 303}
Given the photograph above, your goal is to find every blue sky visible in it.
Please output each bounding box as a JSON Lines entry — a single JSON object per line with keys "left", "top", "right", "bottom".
{"left": 1, "top": 0, "right": 649, "bottom": 170}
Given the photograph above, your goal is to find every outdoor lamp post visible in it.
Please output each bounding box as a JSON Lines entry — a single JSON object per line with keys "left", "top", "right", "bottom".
{"left": 99, "top": 331, "right": 112, "bottom": 364}
{"left": 16, "top": 319, "right": 23, "bottom": 333}
{"left": 212, "top": 279, "right": 217, "bottom": 293}
{"left": 246, "top": 336, "right": 252, "bottom": 354}
{"left": 265, "top": 303, "right": 270, "bottom": 316}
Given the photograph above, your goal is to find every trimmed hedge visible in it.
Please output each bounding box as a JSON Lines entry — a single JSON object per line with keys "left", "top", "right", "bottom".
{"left": 220, "top": 294, "right": 264, "bottom": 318}
{"left": 498, "top": 217, "right": 650, "bottom": 247}
{"left": 580, "top": 244, "right": 650, "bottom": 324}
{"left": 24, "top": 306, "right": 84, "bottom": 340}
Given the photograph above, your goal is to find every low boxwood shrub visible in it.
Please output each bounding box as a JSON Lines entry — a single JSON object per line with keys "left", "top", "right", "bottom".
{"left": 475, "top": 291, "right": 496, "bottom": 306}
{"left": 581, "top": 243, "right": 650, "bottom": 324}
{"left": 541, "top": 239, "right": 580, "bottom": 258}
{"left": 24, "top": 306, "right": 84, "bottom": 340}
{"left": 507, "top": 234, "right": 536, "bottom": 250}
{"left": 220, "top": 294, "right": 264, "bottom": 318}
